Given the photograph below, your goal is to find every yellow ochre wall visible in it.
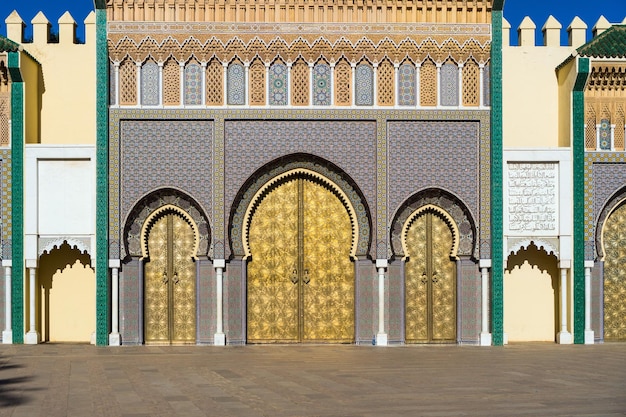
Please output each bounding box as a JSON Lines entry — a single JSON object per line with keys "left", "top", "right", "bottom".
{"left": 6, "top": 10, "right": 97, "bottom": 145}
{"left": 502, "top": 16, "right": 593, "bottom": 148}
{"left": 19, "top": 52, "right": 40, "bottom": 144}
{"left": 38, "top": 244, "right": 95, "bottom": 343}
{"left": 504, "top": 245, "right": 559, "bottom": 342}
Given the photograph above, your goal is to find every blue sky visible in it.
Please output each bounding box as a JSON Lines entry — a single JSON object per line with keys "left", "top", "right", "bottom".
{"left": 0, "top": 0, "right": 624, "bottom": 44}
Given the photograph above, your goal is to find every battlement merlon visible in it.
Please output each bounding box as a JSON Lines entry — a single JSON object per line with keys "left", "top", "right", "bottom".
{"left": 4, "top": 10, "right": 96, "bottom": 45}
{"left": 503, "top": 15, "right": 626, "bottom": 48}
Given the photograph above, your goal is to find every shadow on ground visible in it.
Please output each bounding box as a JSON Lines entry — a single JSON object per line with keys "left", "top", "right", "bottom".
{"left": 0, "top": 357, "right": 34, "bottom": 408}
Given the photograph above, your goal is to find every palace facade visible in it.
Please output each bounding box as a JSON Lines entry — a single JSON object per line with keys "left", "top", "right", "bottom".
{"left": 0, "top": 1, "right": 624, "bottom": 346}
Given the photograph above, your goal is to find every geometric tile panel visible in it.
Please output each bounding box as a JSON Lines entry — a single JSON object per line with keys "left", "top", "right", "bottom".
{"left": 355, "top": 64, "right": 374, "bottom": 106}
{"left": 120, "top": 120, "right": 213, "bottom": 240}
{"left": 227, "top": 63, "right": 245, "bottom": 105}
{"left": 313, "top": 63, "right": 331, "bottom": 106}
{"left": 440, "top": 62, "right": 459, "bottom": 106}
{"left": 141, "top": 61, "right": 159, "bottom": 106}
{"left": 269, "top": 62, "right": 288, "bottom": 106}
{"left": 398, "top": 63, "right": 416, "bottom": 106}
{"left": 184, "top": 63, "right": 203, "bottom": 106}
{"left": 388, "top": 121, "right": 480, "bottom": 240}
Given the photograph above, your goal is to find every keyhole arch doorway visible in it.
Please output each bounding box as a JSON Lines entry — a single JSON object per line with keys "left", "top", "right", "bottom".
{"left": 243, "top": 169, "right": 358, "bottom": 344}
{"left": 402, "top": 205, "right": 458, "bottom": 343}
{"left": 141, "top": 205, "right": 199, "bottom": 345}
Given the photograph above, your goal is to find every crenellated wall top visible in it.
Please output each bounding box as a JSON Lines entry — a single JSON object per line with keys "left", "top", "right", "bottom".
{"left": 106, "top": 0, "right": 493, "bottom": 24}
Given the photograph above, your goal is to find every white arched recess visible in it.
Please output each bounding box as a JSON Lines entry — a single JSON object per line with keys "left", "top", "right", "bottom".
{"left": 503, "top": 149, "right": 576, "bottom": 344}
{"left": 19, "top": 145, "right": 97, "bottom": 345}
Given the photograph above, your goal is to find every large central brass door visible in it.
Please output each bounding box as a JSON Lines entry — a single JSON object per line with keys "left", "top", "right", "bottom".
{"left": 405, "top": 211, "right": 456, "bottom": 343}
{"left": 145, "top": 213, "right": 196, "bottom": 344}
{"left": 247, "top": 177, "right": 354, "bottom": 343}
{"left": 603, "top": 203, "right": 626, "bottom": 341}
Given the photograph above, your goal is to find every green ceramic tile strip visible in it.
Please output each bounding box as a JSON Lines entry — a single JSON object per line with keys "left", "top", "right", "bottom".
{"left": 8, "top": 51, "right": 23, "bottom": 343}
{"left": 573, "top": 57, "right": 589, "bottom": 344}
{"left": 95, "top": 6, "right": 110, "bottom": 346}
{"left": 490, "top": 4, "right": 504, "bottom": 346}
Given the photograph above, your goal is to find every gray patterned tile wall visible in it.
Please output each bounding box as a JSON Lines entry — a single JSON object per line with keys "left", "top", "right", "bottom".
{"left": 459, "top": 258, "right": 480, "bottom": 344}
{"left": 224, "top": 120, "right": 377, "bottom": 236}
{"left": 197, "top": 259, "right": 216, "bottom": 344}
{"left": 120, "top": 120, "right": 213, "bottom": 230}
{"left": 592, "top": 263, "right": 603, "bottom": 342}
{"left": 0, "top": 266, "right": 4, "bottom": 340}
{"left": 387, "top": 261, "right": 404, "bottom": 343}
{"left": 592, "top": 163, "right": 626, "bottom": 258}
{"left": 120, "top": 259, "right": 142, "bottom": 345}
{"left": 355, "top": 259, "right": 375, "bottom": 344}
{"left": 224, "top": 259, "right": 245, "bottom": 344}
{"left": 388, "top": 121, "right": 480, "bottom": 229}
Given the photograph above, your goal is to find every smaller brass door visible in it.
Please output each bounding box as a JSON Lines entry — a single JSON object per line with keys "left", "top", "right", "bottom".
{"left": 405, "top": 211, "right": 456, "bottom": 343}
{"left": 144, "top": 213, "right": 196, "bottom": 344}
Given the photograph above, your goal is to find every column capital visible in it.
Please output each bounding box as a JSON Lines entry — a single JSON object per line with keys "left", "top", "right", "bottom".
{"left": 479, "top": 259, "right": 492, "bottom": 269}
{"left": 584, "top": 260, "right": 595, "bottom": 268}
{"left": 559, "top": 259, "right": 572, "bottom": 269}
{"left": 213, "top": 259, "right": 226, "bottom": 269}
{"left": 25, "top": 259, "right": 38, "bottom": 269}
{"left": 2, "top": 260, "right": 12, "bottom": 267}
{"left": 109, "top": 259, "right": 121, "bottom": 269}
{"left": 375, "top": 259, "right": 388, "bottom": 269}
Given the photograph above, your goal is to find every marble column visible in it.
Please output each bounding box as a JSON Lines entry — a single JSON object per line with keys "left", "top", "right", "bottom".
{"left": 375, "top": 259, "right": 388, "bottom": 346}
{"left": 214, "top": 259, "right": 226, "bottom": 346}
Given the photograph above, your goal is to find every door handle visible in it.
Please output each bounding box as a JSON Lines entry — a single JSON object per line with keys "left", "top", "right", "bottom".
{"left": 303, "top": 269, "right": 310, "bottom": 284}
{"left": 421, "top": 272, "right": 428, "bottom": 284}
{"left": 162, "top": 270, "right": 168, "bottom": 284}
{"left": 173, "top": 271, "right": 179, "bottom": 285}
{"left": 432, "top": 271, "right": 438, "bottom": 283}
{"left": 291, "top": 267, "right": 298, "bottom": 284}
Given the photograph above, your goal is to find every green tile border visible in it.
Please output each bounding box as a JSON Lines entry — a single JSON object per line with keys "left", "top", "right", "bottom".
{"left": 573, "top": 57, "right": 589, "bottom": 344}
{"left": 95, "top": 6, "right": 110, "bottom": 346}
{"left": 8, "top": 51, "right": 23, "bottom": 343}
{"left": 490, "top": 5, "right": 504, "bottom": 346}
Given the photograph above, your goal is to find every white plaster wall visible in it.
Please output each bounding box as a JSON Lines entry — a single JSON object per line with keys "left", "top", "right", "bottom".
{"left": 38, "top": 159, "right": 94, "bottom": 235}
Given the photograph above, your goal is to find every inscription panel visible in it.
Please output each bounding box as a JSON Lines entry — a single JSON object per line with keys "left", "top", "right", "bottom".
{"left": 505, "top": 162, "right": 558, "bottom": 236}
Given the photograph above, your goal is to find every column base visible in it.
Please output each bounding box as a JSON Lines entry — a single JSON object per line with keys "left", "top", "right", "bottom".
{"left": 214, "top": 333, "right": 226, "bottom": 346}
{"left": 503, "top": 332, "right": 509, "bottom": 345}
{"left": 90, "top": 331, "right": 96, "bottom": 345}
{"left": 375, "top": 333, "right": 388, "bottom": 346}
{"left": 557, "top": 331, "right": 573, "bottom": 344}
{"left": 584, "top": 330, "right": 595, "bottom": 345}
{"left": 109, "top": 332, "right": 121, "bottom": 346}
{"left": 24, "top": 331, "right": 40, "bottom": 345}
{"left": 479, "top": 332, "right": 492, "bottom": 346}
{"left": 2, "top": 330, "right": 12, "bottom": 344}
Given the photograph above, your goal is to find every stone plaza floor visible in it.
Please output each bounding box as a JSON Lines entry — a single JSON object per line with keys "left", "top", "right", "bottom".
{"left": 0, "top": 342, "right": 625, "bottom": 416}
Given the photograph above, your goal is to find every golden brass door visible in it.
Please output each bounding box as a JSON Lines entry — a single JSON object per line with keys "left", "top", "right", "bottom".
{"left": 405, "top": 211, "right": 456, "bottom": 343}
{"left": 247, "top": 177, "right": 354, "bottom": 343}
{"left": 603, "top": 204, "right": 626, "bottom": 341}
{"left": 144, "top": 213, "right": 196, "bottom": 344}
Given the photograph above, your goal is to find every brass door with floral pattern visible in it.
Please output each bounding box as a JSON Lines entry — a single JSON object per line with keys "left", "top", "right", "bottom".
{"left": 405, "top": 211, "right": 456, "bottom": 343}
{"left": 603, "top": 203, "right": 626, "bottom": 341}
{"left": 144, "top": 213, "right": 196, "bottom": 344}
{"left": 247, "top": 177, "right": 354, "bottom": 343}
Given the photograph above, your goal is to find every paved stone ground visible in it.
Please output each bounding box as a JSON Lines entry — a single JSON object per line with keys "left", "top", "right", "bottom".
{"left": 0, "top": 343, "right": 625, "bottom": 417}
